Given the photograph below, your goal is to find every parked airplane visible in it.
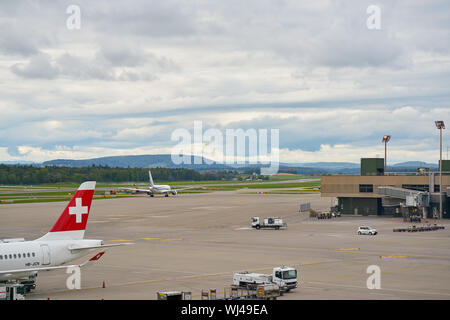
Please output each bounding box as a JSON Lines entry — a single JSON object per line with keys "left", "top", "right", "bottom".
{"left": 121, "top": 170, "right": 193, "bottom": 197}
{"left": 0, "top": 181, "right": 130, "bottom": 292}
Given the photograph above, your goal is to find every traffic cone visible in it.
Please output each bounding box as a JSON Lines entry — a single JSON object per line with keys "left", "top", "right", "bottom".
{"left": 102, "top": 281, "right": 106, "bottom": 288}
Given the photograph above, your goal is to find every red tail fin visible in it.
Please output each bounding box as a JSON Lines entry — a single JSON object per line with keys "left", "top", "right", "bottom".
{"left": 37, "top": 181, "right": 96, "bottom": 240}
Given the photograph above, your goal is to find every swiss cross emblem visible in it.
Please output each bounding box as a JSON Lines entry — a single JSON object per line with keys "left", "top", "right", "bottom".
{"left": 91, "top": 252, "right": 105, "bottom": 261}
{"left": 69, "top": 198, "right": 88, "bottom": 223}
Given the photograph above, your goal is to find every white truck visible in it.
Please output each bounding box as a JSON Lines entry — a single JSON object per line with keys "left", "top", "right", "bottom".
{"left": 251, "top": 217, "right": 287, "bottom": 230}
{"left": 233, "top": 266, "right": 298, "bottom": 292}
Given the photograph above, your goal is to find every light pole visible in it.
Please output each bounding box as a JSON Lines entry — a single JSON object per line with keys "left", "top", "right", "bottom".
{"left": 382, "top": 135, "right": 391, "bottom": 173}
{"left": 435, "top": 121, "right": 445, "bottom": 220}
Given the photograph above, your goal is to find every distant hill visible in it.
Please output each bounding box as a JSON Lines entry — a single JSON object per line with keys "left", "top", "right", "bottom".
{"left": 281, "top": 162, "right": 360, "bottom": 169}
{"left": 391, "top": 161, "right": 438, "bottom": 168}
{"left": 39, "top": 154, "right": 440, "bottom": 175}
{"left": 0, "top": 161, "right": 37, "bottom": 165}
{"left": 42, "top": 154, "right": 233, "bottom": 170}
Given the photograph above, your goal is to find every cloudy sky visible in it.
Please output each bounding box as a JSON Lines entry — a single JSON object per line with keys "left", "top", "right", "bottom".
{"left": 1, "top": 0, "right": 449, "bottom": 164}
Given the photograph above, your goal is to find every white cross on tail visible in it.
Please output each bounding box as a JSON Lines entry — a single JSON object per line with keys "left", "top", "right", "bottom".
{"left": 69, "top": 198, "right": 88, "bottom": 223}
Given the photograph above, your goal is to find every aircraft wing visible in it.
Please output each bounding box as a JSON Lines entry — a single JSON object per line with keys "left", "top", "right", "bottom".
{"left": 0, "top": 252, "right": 106, "bottom": 275}
{"left": 68, "top": 243, "right": 133, "bottom": 252}
{"left": 174, "top": 186, "right": 198, "bottom": 192}
{"left": 120, "top": 187, "right": 151, "bottom": 193}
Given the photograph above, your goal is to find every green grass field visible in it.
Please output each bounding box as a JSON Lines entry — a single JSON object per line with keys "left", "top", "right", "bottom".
{"left": 202, "top": 181, "right": 320, "bottom": 190}
{"left": 0, "top": 174, "right": 318, "bottom": 188}
{"left": 0, "top": 175, "right": 321, "bottom": 204}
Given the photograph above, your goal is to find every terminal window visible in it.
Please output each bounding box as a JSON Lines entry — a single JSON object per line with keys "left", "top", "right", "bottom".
{"left": 359, "top": 184, "right": 374, "bottom": 193}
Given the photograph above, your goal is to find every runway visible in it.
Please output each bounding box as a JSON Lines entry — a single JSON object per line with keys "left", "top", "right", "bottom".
{"left": 1, "top": 191, "right": 450, "bottom": 300}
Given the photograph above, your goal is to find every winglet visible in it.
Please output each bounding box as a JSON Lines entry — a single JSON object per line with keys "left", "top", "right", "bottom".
{"left": 80, "top": 251, "right": 105, "bottom": 267}
{"left": 89, "top": 251, "right": 105, "bottom": 261}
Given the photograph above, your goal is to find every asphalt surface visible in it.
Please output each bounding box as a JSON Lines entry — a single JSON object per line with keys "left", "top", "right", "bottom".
{"left": 1, "top": 191, "right": 450, "bottom": 300}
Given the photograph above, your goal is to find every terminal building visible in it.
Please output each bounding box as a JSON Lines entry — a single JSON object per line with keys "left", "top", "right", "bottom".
{"left": 321, "top": 158, "right": 450, "bottom": 219}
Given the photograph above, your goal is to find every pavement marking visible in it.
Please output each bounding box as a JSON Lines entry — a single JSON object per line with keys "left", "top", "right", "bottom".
{"left": 336, "top": 248, "right": 360, "bottom": 251}
{"left": 307, "top": 263, "right": 447, "bottom": 285}
{"left": 160, "top": 238, "right": 183, "bottom": 241}
{"left": 304, "top": 281, "right": 450, "bottom": 297}
{"left": 189, "top": 239, "right": 450, "bottom": 261}
{"left": 380, "top": 255, "right": 408, "bottom": 259}
{"left": 30, "top": 261, "right": 450, "bottom": 299}
{"left": 235, "top": 258, "right": 367, "bottom": 275}
{"left": 116, "top": 214, "right": 142, "bottom": 217}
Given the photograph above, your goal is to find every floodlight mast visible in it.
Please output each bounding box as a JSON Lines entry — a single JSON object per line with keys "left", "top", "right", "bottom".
{"left": 435, "top": 121, "right": 445, "bottom": 220}
{"left": 382, "top": 135, "right": 391, "bottom": 173}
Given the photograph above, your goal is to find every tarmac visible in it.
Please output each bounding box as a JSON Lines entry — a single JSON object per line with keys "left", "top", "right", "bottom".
{"left": 1, "top": 190, "right": 450, "bottom": 300}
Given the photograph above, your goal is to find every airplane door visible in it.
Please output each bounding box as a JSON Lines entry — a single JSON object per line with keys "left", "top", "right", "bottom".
{"left": 40, "top": 244, "right": 51, "bottom": 265}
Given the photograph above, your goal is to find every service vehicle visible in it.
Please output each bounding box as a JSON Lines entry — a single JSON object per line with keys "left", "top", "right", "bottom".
{"left": 357, "top": 226, "right": 377, "bottom": 235}
{"left": 251, "top": 217, "right": 287, "bottom": 230}
{"left": 255, "top": 283, "right": 281, "bottom": 300}
{"left": 317, "top": 212, "right": 332, "bottom": 219}
{"left": 233, "top": 266, "right": 298, "bottom": 291}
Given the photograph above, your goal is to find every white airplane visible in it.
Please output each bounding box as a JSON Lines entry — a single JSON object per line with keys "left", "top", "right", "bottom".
{"left": 121, "top": 170, "right": 192, "bottom": 197}
{"left": 0, "top": 181, "right": 129, "bottom": 291}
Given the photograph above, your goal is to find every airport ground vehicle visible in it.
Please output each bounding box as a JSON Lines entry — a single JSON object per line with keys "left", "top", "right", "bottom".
{"left": 357, "top": 226, "right": 377, "bottom": 235}
{"left": 317, "top": 210, "right": 341, "bottom": 219}
{"left": 255, "top": 284, "right": 280, "bottom": 300}
{"left": 251, "top": 217, "right": 287, "bottom": 230}
{"left": 317, "top": 212, "right": 332, "bottom": 219}
{"left": 233, "top": 266, "right": 297, "bottom": 291}
{"left": 330, "top": 205, "right": 341, "bottom": 217}
{"left": 0, "top": 285, "right": 25, "bottom": 300}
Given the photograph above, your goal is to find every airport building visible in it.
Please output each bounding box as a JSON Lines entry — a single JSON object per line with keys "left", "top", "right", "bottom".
{"left": 321, "top": 158, "right": 450, "bottom": 219}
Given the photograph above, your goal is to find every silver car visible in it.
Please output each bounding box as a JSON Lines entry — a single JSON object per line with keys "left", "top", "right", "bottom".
{"left": 357, "top": 226, "right": 377, "bottom": 235}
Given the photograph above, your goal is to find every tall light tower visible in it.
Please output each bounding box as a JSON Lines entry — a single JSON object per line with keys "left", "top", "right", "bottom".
{"left": 382, "top": 135, "right": 391, "bottom": 173}
{"left": 435, "top": 121, "right": 445, "bottom": 220}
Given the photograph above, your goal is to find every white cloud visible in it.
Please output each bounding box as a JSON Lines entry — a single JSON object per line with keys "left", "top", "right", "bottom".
{"left": 0, "top": 0, "right": 449, "bottom": 164}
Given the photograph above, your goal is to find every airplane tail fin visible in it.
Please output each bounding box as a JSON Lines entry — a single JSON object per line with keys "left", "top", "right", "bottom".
{"left": 149, "top": 170, "right": 155, "bottom": 187}
{"left": 37, "top": 181, "right": 96, "bottom": 241}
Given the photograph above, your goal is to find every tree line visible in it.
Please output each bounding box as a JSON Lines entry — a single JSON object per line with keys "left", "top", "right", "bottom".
{"left": 0, "top": 165, "right": 241, "bottom": 185}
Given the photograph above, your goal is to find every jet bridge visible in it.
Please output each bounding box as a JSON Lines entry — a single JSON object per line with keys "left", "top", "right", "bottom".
{"left": 377, "top": 186, "right": 430, "bottom": 207}
{"left": 378, "top": 186, "right": 431, "bottom": 220}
